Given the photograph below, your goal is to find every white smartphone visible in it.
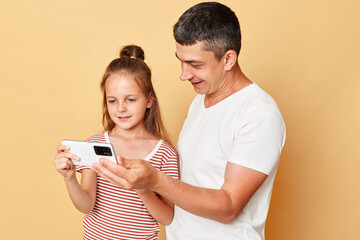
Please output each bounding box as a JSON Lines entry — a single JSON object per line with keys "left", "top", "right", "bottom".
{"left": 61, "top": 140, "right": 117, "bottom": 166}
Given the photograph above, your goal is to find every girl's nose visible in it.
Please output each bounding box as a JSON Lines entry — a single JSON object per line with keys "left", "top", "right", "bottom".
{"left": 118, "top": 102, "right": 126, "bottom": 112}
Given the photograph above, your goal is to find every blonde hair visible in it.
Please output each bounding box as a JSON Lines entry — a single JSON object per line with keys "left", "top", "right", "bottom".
{"left": 100, "top": 45, "right": 173, "bottom": 147}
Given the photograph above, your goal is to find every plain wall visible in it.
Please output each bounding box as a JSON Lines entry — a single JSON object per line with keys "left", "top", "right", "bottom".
{"left": 0, "top": 0, "right": 359, "bottom": 239}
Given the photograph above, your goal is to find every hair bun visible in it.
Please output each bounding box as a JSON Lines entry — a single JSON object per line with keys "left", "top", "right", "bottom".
{"left": 119, "top": 45, "right": 145, "bottom": 61}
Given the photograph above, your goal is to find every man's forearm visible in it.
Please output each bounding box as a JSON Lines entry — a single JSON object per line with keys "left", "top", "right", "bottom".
{"left": 151, "top": 171, "right": 241, "bottom": 224}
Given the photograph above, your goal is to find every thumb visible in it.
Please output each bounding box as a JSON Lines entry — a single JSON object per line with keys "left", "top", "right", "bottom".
{"left": 116, "top": 155, "right": 122, "bottom": 165}
{"left": 117, "top": 155, "right": 128, "bottom": 167}
{"left": 117, "top": 155, "right": 135, "bottom": 169}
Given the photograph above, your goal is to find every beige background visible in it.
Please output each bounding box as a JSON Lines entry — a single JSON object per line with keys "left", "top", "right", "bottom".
{"left": 1, "top": 0, "right": 359, "bottom": 239}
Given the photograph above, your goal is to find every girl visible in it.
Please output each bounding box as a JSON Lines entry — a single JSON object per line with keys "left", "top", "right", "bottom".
{"left": 55, "top": 45, "right": 179, "bottom": 240}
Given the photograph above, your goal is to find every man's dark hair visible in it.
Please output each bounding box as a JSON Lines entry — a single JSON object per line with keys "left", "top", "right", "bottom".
{"left": 173, "top": 2, "right": 241, "bottom": 61}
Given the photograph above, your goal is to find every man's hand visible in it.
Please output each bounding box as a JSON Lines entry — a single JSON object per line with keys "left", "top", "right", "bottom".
{"left": 91, "top": 156, "right": 160, "bottom": 190}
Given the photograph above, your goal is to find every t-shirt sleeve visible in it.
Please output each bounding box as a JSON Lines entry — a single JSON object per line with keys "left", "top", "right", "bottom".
{"left": 228, "top": 105, "right": 286, "bottom": 175}
{"left": 76, "top": 165, "right": 90, "bottom": 173}
{"left": 160, "top": 145, "right": 180, "bottom": 180}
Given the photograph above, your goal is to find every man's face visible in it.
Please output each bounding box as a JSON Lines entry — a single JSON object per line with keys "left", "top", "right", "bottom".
{"left": 175, "top": 42, "right": 225, "bottom": 95}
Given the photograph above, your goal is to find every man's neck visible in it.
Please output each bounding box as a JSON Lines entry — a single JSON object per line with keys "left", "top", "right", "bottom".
{"left": 204, "top": 65, "right": 252, "bottom": 108}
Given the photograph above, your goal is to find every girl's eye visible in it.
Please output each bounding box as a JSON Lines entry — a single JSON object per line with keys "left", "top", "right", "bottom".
{"left": 108, "top": 99, "right": 116, "bottom": 103}
{"left": 127, "top": 98, "right": 136, "bottom": 103}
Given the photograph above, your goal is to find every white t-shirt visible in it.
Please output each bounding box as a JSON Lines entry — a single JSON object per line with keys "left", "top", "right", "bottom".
{"left": 166, "top": 83, "right": 286, "bottom": 240}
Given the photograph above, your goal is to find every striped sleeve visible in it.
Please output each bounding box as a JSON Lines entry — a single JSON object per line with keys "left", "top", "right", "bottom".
{"left": 159, "top": 142, "right": 179, "bottom": 180}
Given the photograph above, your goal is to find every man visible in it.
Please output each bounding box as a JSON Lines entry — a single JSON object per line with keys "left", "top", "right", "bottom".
{"left": 92, "top": 2, "right": 285, "bottom": 239}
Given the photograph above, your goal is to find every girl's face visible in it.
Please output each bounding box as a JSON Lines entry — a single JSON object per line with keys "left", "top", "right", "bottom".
{"left": 105, "top": 73, "right": 152, "bottom": 133}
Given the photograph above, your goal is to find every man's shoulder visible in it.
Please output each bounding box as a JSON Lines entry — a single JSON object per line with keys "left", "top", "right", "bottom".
{"left": 231, "top": 83, "right": 280, "bottom": 112}
{"left": 220, "top": 84, "right": 284, "bottom": 128}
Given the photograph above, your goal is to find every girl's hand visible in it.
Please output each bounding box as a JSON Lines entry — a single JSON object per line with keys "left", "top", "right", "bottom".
{"left": 54, "top": 144, "right": 80, "bottom": 179}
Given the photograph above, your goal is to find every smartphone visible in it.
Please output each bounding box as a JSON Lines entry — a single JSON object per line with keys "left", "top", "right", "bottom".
{"left": 61, "top": 140, "right": 117, "bottom": 166}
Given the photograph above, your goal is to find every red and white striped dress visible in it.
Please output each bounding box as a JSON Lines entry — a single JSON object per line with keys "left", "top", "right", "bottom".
{"left": 76, "top": 132, "right": 179, "bottom": 240}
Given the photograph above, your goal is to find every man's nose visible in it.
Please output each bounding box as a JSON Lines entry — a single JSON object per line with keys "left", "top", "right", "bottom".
{"left": 180, "top": 63, "right": 193, "bottom": 81}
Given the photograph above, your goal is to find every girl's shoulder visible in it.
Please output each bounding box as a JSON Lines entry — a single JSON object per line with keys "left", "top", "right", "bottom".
{"left": 85, "top": 132, "right": 107, "bottom": 143}
{"left": 157, "top": 140, "right": 177, "bottom": 157}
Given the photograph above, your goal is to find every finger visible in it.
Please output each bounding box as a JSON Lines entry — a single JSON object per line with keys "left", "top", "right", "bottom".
{"left": 59, "top": 158, "right": 75, "bottom": 170}
{"left": 54, "top": 156, "right": 71, "bottom": 167}
{"left": 92, "top": 160, "right": 132, "bottom": 189}
{"left": 116, "top": 155, "right": 121, "bottom": 165}
{"left": 56, "top": 159, "right": 73, "bottom": 171}
{"left": 92, "top": 163, "right": 129, "bottom": 188}
{"left": 66, "top": 159, "right": 75, "bottom": 170}
{"left": 57, "top": 144, "right": 70, "bottom": 153}
{"left": 56, "top": 152, "right": 80, "bottom": 161}
{"left": 63, "top": 161, "right": 71, "bottom": 170}
{"left": 117, "top": 155, "right": 129, "bottom": 167}
{"left": 100, "top": 158, "right": 129, "bottom": 175}
{"left": 117, "top": 156, "right": 137, "bottom": 169}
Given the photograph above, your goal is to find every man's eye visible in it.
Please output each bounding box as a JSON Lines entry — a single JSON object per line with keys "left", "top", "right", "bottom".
{"left": 191, "top": 64, "right": 202, "bottom": 69}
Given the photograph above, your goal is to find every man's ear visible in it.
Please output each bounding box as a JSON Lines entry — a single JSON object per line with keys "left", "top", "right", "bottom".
{"left": 223, "top": 50, "right": 238, "bottom": 71}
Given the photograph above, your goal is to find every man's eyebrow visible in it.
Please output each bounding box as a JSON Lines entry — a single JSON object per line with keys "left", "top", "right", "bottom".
{"left": 175, "top": 52, "right": 202, "bottom": 64}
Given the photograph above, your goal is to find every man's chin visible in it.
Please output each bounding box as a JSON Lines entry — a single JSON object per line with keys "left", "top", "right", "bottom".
{"left": 193, "top": 87, "right": 207, "bottom": 94}
{"left": 192, "top": 83, "right": 207, "bottom": 94}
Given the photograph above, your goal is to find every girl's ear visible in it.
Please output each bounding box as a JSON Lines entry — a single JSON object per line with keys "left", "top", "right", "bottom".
{"left": 223, "top": 49, "right": 237, "bottom": 71}
{"left": 146, "top": 96, "right": 154, "bottom": 108}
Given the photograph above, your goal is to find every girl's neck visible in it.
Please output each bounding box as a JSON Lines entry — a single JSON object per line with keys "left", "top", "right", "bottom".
{"left": 109, "top": 126, "right": 155, "bottom": 140}
{"left": 108, "top": 126, "right": 160, "bottom": 160}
